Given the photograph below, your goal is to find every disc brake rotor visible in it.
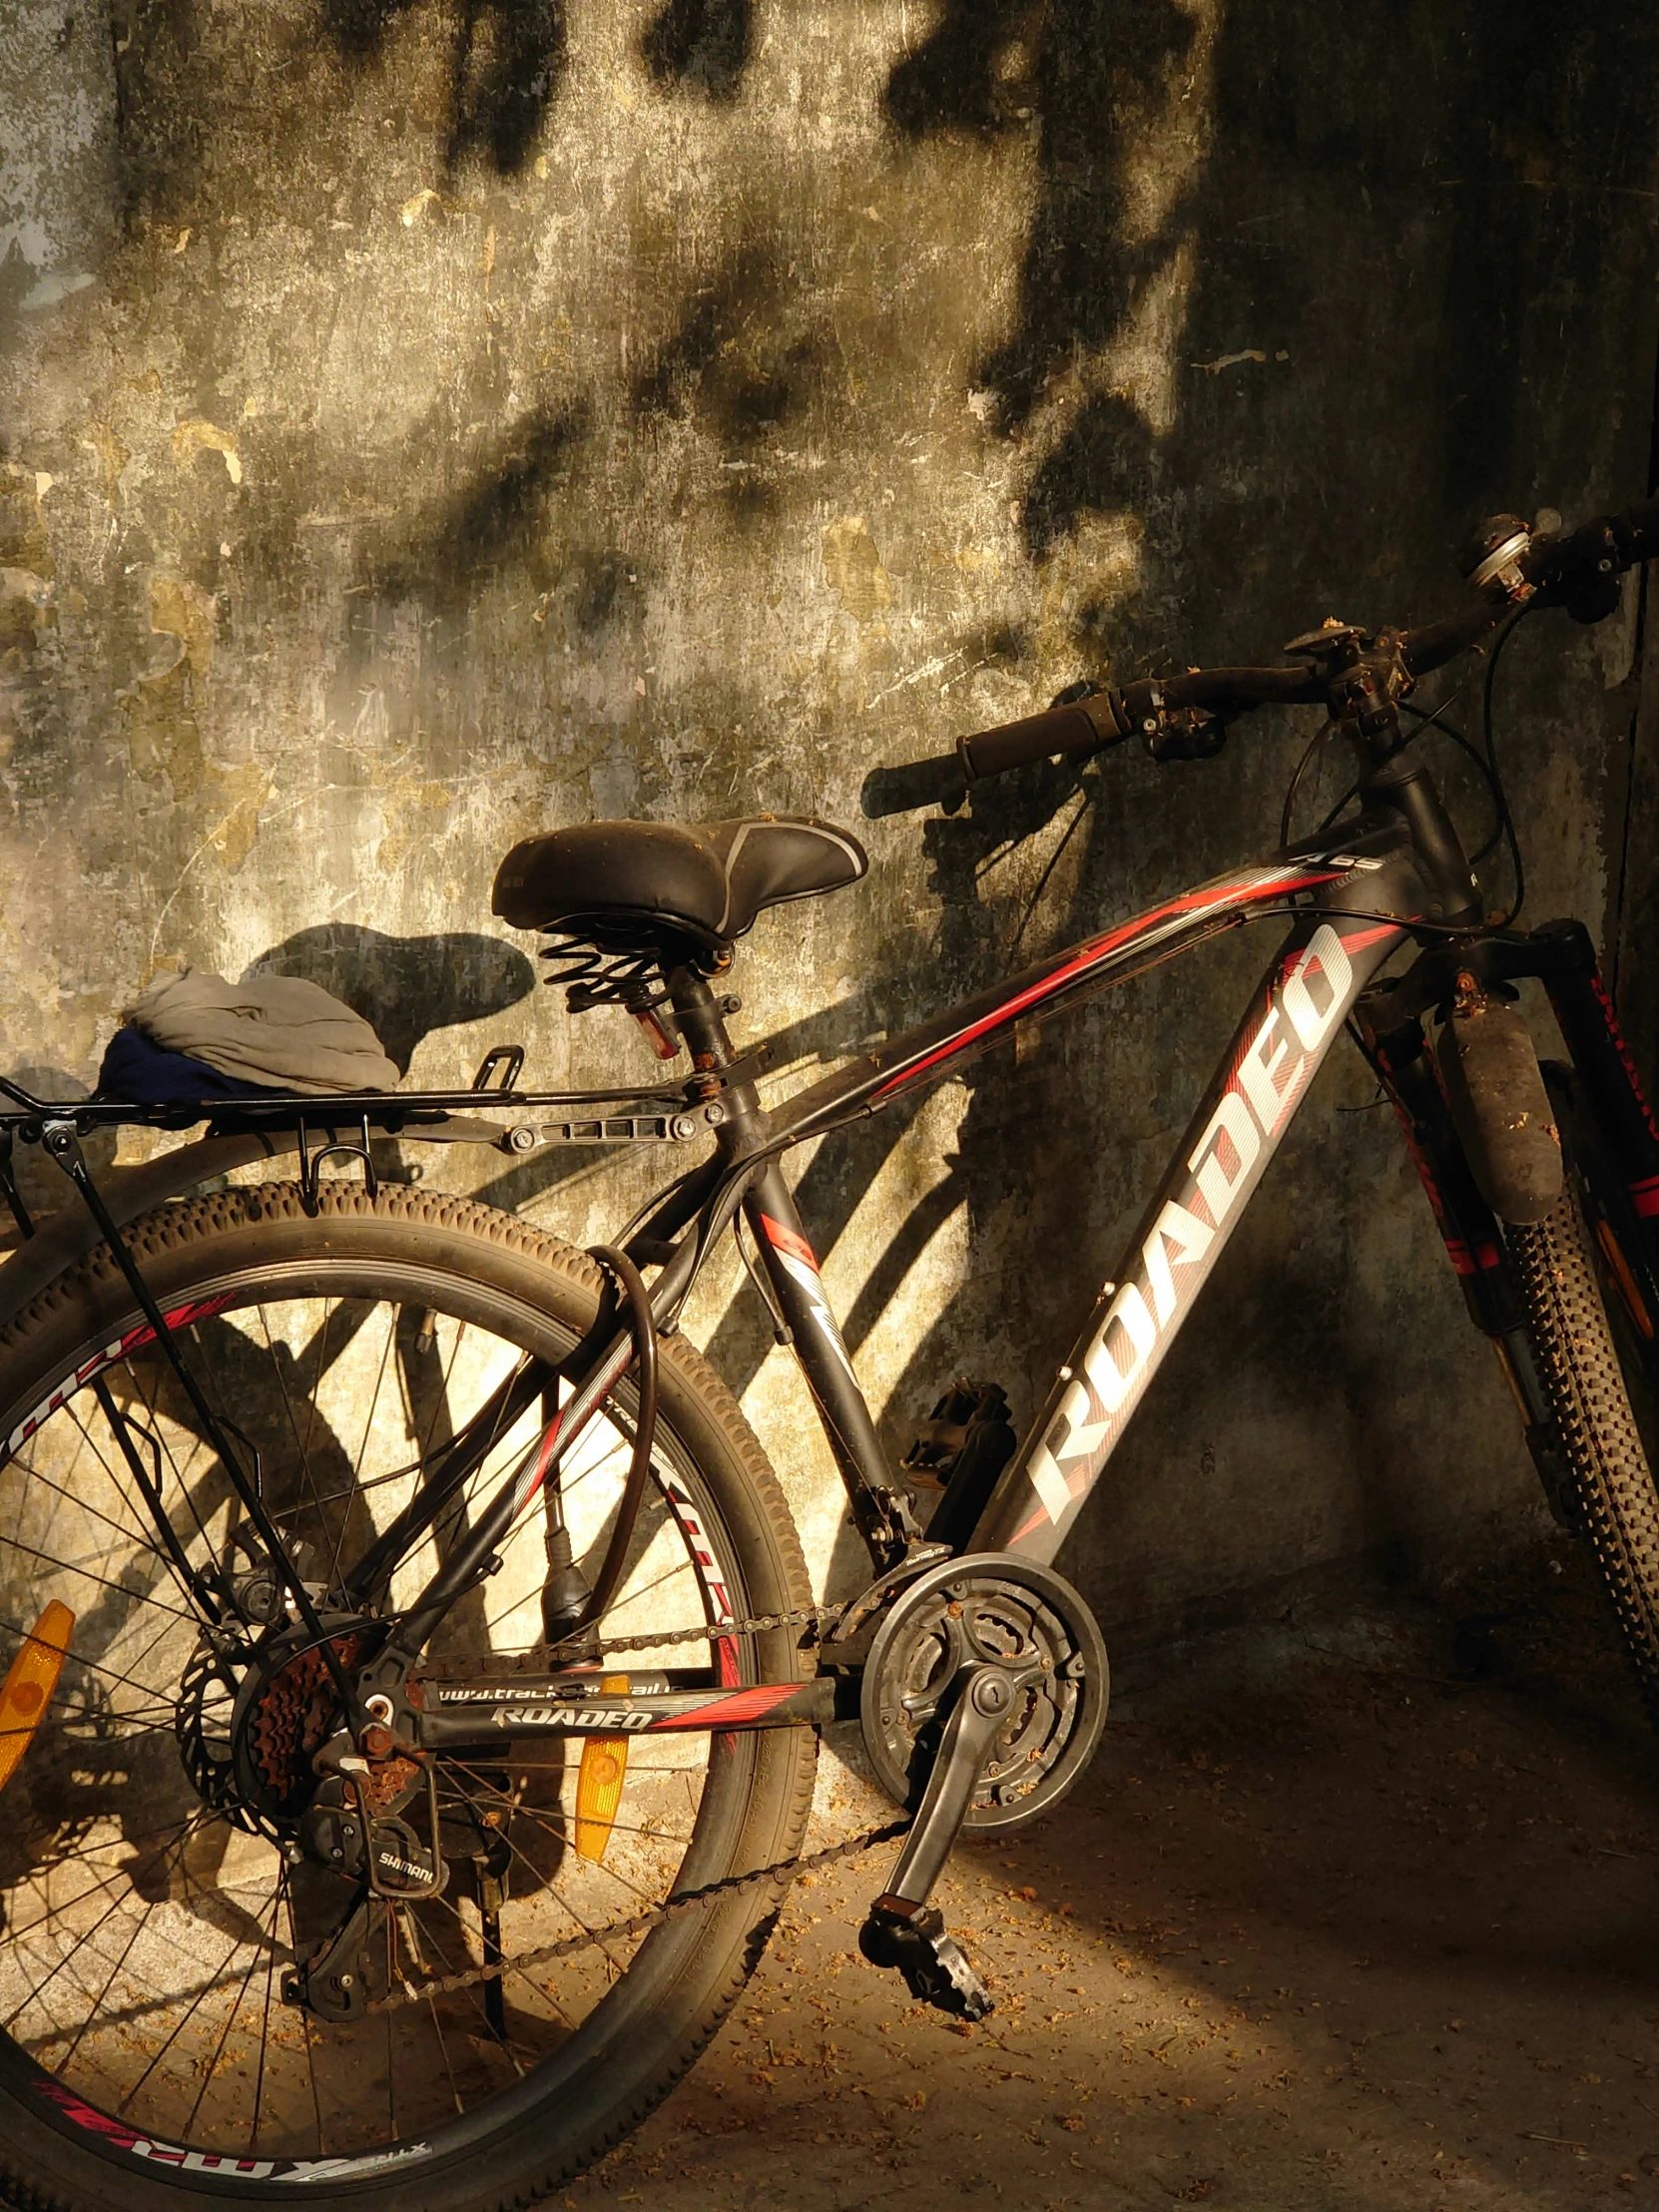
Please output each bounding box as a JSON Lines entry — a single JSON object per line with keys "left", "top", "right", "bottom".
{"left": 859, "top": 1553, "right": 1109, "bottom": 1834}
{"left": 175, "top": 1636, "right": 266, "bottom": 1835}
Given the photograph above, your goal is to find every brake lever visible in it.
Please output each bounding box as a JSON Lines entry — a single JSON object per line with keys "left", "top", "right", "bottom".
{"left": 1144, "top": 706, "right": 1230, "bottom": 763}
{"left": 1111, "top": 677, "right": 1231, "bottom": 763}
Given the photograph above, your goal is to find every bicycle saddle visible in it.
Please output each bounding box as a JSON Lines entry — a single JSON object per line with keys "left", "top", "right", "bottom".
{"left": 491, "top": 816, "right": 868, "bottom": 952}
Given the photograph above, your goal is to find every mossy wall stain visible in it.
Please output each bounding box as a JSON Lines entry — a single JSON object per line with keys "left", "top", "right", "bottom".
{"left": 2, "top": 0, "right": 1657, "bottom": 1625}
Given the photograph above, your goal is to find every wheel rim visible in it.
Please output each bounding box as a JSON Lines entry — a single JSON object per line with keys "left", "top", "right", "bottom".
{"left": 0, "top": 1256, "right": 756, "bottom": 2173}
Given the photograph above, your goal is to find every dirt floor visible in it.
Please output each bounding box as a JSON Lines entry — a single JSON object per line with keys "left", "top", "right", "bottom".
{"left": 564, "top": 1538, "right": 1659, "bottom": 2211}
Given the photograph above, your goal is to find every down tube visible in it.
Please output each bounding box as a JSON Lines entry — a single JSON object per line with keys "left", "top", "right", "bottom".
{"left": 973, "top": 910, "right": 1404, "bottom": 1562}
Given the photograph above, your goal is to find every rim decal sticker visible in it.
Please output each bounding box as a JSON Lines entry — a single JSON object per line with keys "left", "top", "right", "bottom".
{"left": 6, "top": 1294, "right": 237, "bottom": 1455}
{"left": 37, "top": 2078, "right": 434, "bottom": 2181}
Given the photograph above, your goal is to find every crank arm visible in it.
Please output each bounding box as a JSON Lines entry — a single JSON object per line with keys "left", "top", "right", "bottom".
{"left": 858, "top": 1659, "right": 1036, "bottom": 2021}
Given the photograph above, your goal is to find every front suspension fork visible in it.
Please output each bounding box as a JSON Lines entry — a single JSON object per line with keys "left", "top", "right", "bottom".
{"left": 1357, "top": 1005, "right": 1569, "bottom": 1515}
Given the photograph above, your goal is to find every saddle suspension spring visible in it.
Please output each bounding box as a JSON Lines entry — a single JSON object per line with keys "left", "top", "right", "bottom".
{"left": 538, "top": 935, "right": 671, "bottom": 1017}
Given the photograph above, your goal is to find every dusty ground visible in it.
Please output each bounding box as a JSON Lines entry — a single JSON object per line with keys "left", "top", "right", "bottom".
{"left": 566, "top": 1540, "right": 1659, "bottom": 2211}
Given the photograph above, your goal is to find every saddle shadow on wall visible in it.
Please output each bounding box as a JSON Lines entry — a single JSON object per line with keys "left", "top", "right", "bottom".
{"left": 244, "top": 925, "right": 535, "bottom": 1076}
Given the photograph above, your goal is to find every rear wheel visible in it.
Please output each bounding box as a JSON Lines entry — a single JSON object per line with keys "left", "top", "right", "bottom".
{"left": 0, "top": 1184, "right": 816, "bottom": 2212}
{"left": 1511, "top": 1086, "right": 1659, "bottom": 1716}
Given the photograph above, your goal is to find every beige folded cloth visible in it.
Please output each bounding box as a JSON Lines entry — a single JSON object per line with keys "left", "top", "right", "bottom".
{"left": 126, "top": 969, "right": 398, "bottom": 1095}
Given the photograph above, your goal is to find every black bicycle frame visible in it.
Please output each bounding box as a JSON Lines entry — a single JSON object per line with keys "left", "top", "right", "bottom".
{"left": 728, "top": 847, "right": 1415, "bottom": 1566}
{"left": 14, "top": 773, "right": 1659, "bottom": 1750}
{"left": 391, "top": 811, "right": 1659, "bottom": 1742}
{"left": 365, "top": 819, "right": 1442, "bottom": 1731}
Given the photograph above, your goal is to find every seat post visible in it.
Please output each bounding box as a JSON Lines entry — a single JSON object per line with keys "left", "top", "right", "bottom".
{"left": 665, "top": 959, "right": 741, "bottom": 1070}
{"left": 662, "top": 955, "right": 771, "bottom": 1155}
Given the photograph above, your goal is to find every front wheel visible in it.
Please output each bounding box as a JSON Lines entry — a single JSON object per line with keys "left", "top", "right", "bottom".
{"left": 1510, "top": 1094, "right": 1659, "bottom": 1719}
{"left": 0, "top": 1183, "right": 816, "bottom": 2212}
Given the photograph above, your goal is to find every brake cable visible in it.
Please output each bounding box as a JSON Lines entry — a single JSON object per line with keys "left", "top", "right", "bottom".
{"left": 1478, "top": 602, "right": 1534, "bottom": 923}
{"left": 542, "top": 1242, "right": 660, "bottom": 1649}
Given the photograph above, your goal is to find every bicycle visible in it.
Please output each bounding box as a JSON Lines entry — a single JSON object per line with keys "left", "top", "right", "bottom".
{"left": 0, "top": 496, "right": 1655, "bottom": 2212}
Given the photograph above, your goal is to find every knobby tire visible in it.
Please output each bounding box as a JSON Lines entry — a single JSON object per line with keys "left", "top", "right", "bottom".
{"left": 0, "top": 1183, "right": 818, "bottom": 2212}
{"left": 1511, "top": 1120, "right": 1659, "bottom": 1717}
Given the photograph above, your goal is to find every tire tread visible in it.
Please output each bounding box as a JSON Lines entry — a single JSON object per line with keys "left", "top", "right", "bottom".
{"left": 1512, "top": 1176, "right": 1659, "bottom": 1712}
{"left": 0, "top": 1184, "right": 817, "bottom": 2212}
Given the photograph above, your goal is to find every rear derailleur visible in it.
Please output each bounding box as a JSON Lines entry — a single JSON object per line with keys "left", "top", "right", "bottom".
{"left": 279, "top": 1743, "right": 449, "bottom": 2021}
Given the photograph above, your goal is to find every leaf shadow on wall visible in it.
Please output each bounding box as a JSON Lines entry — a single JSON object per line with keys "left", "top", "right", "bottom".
{"left": 883, "top": 0, "right": 1041, "bottom": 139}
{"left": 640, "top": 0, "right": 753, "bottom": 103}
{"left": 368, "top": 401, "right": 591, "bottom": 616}
{"left": 318, "top": 0, "right": 566, "bottom": 175}
{"left": 885, "top": 0, "right": 1195, "bottom": 564}
{"left": 760, "top": 0, "right": 1659, "bottom": 1611}
{"left": 629, "top": 242, "right": 835, "bottom": 531}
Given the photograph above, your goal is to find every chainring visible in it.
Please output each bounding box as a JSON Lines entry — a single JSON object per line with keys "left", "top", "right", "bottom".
{"left": 858, "top": 1552, "right": 1109, "bottom": 1834}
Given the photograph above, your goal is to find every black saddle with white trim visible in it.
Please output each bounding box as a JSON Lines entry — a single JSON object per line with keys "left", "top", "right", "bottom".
{"left": 492, "top": 817, "right": 867, "bottom": 954}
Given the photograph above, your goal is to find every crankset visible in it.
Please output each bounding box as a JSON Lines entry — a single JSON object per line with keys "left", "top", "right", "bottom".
{"left": 858, "top": 1551, "right": 1109, "bottom": 1832}
{"left": 855, "top": 1553, "right": 1109, "bottom": 2019}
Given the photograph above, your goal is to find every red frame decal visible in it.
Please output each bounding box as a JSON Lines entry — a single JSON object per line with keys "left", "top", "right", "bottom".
{"left": 871, "top": 867, "right": 1345, "bottom": 1102}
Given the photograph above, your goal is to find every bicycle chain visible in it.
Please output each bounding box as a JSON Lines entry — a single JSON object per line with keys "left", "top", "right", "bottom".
{"left": 367, "top": 1598, "right": 886, "bottom": 2013}
{"left": 432, "top": 1601, "right": 852, "bottom": 1673}
{"left": 366, "top": 1814, "right": 910, "bottom": 2014}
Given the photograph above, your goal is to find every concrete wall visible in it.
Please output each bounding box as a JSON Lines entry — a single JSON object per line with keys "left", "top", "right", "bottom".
{"left": 4, "top": 0, "right": 1658, "bottom": 1633}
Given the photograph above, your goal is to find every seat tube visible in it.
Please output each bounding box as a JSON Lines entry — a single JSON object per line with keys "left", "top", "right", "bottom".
{"left": 665, "top": 964, "right": 916, "bottom": 1567}
{"left": 740, "top": 1162, "right": 915, "bottom": 1563}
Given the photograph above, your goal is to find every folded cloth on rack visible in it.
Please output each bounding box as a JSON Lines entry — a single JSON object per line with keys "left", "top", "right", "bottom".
{"left": 119, "top": 968, "right": 400, "bottom": 1096}
{"left": 98, "top": 1023, "right": 276, "bottom": 1105}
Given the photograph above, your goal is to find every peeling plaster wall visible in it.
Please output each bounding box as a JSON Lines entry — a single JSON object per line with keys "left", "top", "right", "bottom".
{"left": 3, "top": 0, "right": 1659, "bottom": 1635}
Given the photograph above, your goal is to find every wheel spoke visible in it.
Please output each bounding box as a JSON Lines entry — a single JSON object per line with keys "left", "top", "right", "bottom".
{"left": 0, "top": 1208, "right": 787, "bottom": 2171}
{"left": 181, "top": 1871, "right": 281, "bottom": 2138}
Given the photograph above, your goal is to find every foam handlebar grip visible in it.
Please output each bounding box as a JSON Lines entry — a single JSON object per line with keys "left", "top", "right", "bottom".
{"left": 958, "top": 694, "right": 1125, "bottom": 781}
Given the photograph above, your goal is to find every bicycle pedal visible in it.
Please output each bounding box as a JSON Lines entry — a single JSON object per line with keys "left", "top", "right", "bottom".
{"left": 857, "top": 1894, "right": 994, "bottom": 2021}
{"left": 899, "top": 1380, "right": 1011, "bottom": 1487}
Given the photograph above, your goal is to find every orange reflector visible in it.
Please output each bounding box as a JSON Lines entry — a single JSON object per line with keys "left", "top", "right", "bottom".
{"left": 575, "top": 1676, "right": 631, "bottom": 1863}
{"left": 0, "top": 1601, "right": 73, "bottom": 1793}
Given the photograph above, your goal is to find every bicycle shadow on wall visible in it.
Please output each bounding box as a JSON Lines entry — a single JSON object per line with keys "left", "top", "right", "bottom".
{"left": 745, "top": 0, "right": 1659, "bottom": 1619}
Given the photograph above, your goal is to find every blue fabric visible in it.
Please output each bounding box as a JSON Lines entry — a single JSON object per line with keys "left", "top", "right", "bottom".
{"left": 97, "top": 1023, "right": 278, "bottom": 1105}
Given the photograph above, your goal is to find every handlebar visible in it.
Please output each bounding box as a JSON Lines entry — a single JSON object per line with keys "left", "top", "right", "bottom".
{"left": 860, "top": 493, "right": 1659, "bottom": 818}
